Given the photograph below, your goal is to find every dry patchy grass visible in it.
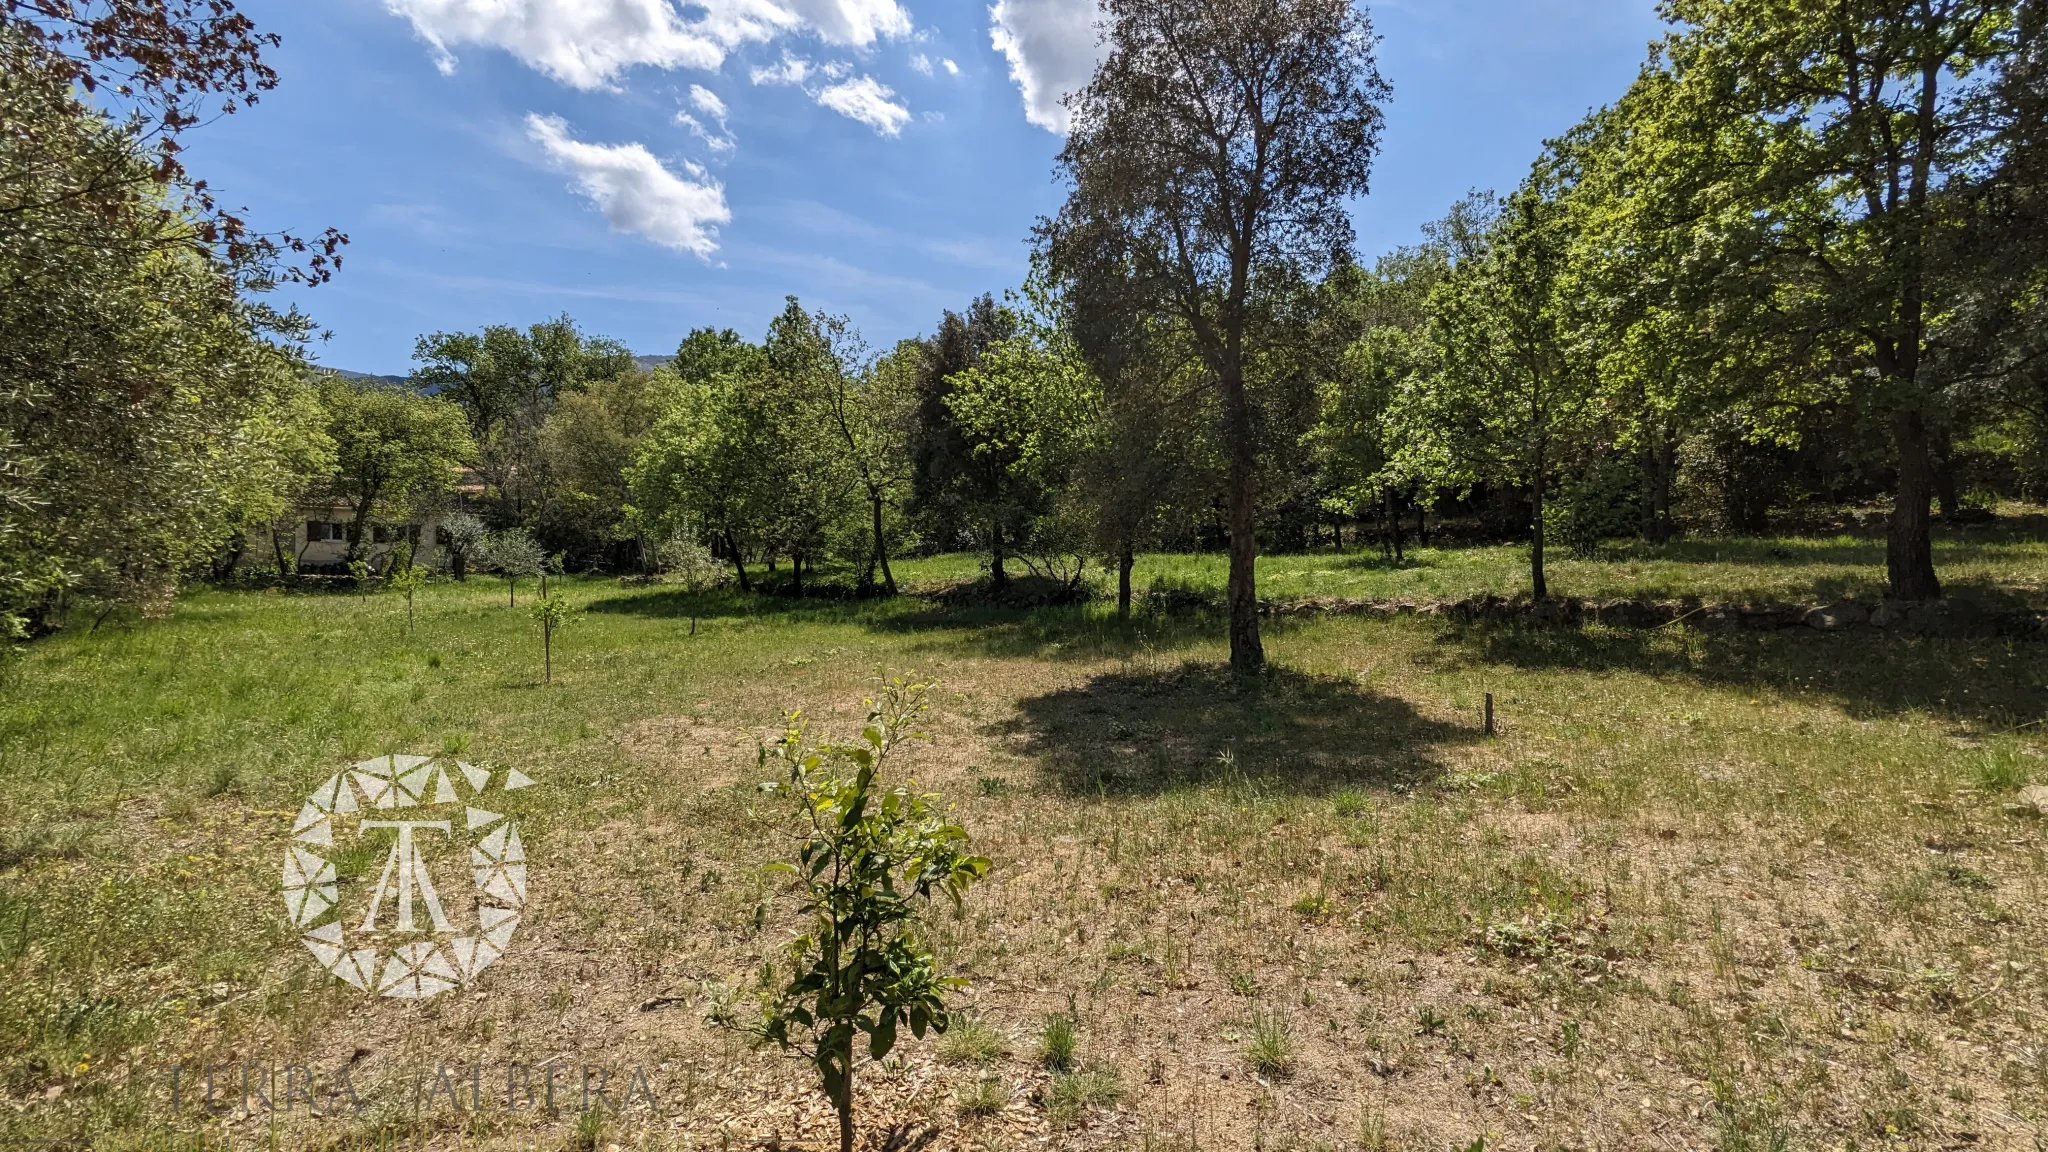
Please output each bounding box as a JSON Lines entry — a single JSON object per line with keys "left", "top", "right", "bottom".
{"left": 3, "top": 548, "right": 2048, "bottom": 1150}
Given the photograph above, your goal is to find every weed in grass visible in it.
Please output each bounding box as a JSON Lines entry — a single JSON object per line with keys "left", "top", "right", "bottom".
{"left": 1711, "top": 1085, "right": 1792, "bottom": 1152}
{"left": 1044, "top": 1068, "right": 1121, "bottom": 1126}
{"left": 939, "top": 1015, "right": 1008, "bottom": 1065}
{"left": 203, "top": 763, "right": 240, "bottom": 797}
{"left": 1039, "top": 1013, "right": 1079, "bottom": 1071}
{"left": 977, "top": 776, "right": 1009, "bottom": 797}
{"left": 566, "top": 1107, "right": 606, "bottom": 1151}
{"left": 1331, "top": 788, "right": 1369, "bottom": 817}
{"left": 1933, "top": 860, "right": 1994, "bottom": 889}
{"left": 1290, "top": 889, "right": 1334, "bottom": 919}
{"left": 956, "top": 1075, "right": 1009, "bottom": 1118}
{"left": 1971, "top": 742, "right": 2032, "bottom": 791}
{"left": 1245, "top": 1006, "right": 1294, "bottom": 1078}
{"left": 1226, "top": 968, "right": 1259, "bottom": 997}
{"left": 1354, "top": 1107, "right": 1391, "bottom": 1150}
{"left": 1415, "top": 1006, "right": 1447, "bottom": 1037}
{"left": 1557, "top": 1018, "right": 1582, "bottom": 1056}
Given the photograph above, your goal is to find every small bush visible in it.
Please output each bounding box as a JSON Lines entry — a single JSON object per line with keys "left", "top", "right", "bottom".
{"left": 1290, "top": 889, "right": 1334, "bottom": 919}
{"left": 1331, "top": 788, "right": 1369, "bottom": 817}
{"left": 1039, "top": 1013, "right": 1078, "bottom": 1071}
{"left": 955, "top": 1076, "right": 1008, "bottom": 1118}
{"left": 1044, "top": 1068, "right": 1120, "bottom": 1126}
{"left": 1971, "top": 743, "right": 2031, "bottom": 792}
{"left": 938, "top": 1015, "right": 1008, "bottom": 1066}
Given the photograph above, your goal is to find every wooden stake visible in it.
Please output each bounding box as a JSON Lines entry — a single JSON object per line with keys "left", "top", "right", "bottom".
{"left": 1484, "top": 692, "right": 1496, "bottom": 737}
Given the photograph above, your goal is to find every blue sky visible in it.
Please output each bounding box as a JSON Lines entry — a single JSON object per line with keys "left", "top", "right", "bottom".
{"left": 182, "top": 0, "right": 1667, "bottom": 375}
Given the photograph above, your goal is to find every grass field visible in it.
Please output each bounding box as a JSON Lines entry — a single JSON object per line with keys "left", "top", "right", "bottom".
{"left": 6, "top": 525, "right": 2048, "bottom": 1150}
{"left": 894, "top": 515, "right": 2048, "bottom": 610}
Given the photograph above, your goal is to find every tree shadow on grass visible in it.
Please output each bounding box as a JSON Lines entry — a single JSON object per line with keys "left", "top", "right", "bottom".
{"left": 1440, "top": 619, "right": 2048, "bottom": 727}
{"left": 1002, "top": 662, "right": 1479, "bottom": 798}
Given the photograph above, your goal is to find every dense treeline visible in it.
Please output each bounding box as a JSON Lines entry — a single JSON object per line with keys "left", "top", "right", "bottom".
{"left": 7, "top": 0, "right": 2048, "bottom": 674}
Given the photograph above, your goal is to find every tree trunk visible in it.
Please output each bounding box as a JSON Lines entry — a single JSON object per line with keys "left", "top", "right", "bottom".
{"left": 508, "top": 578, "right": 516, "bottom": 608}
{"left": 1219, "top": 363, "right": 1263, "bottom": 670}
{"left": 724, "top": 530, "right": 752, "bottom": 592}
{"left": 1888, "top": 410, "right": 1943, "bottom": 600}
{"left": 1117, "top": 543, "right": 1134, "bottom": 619}
{"left": 346, "top": 498, "right": 376, "bottom": 563}
{"left": 1932, "top": 426, "right": 1960, "bottom": 520}
{"left": 212, "top": 531, "right": 247, "bottom": 580}
{"left": 990, "top": 524, "right": 1007, "bottom": 590}
{"left": 837, "top": 1033, "right": 856, "bottom": 1152}
{"left": 271, "top": 528, "right": 292, "bottom": 577}
{"left": 1415, "top": 499, "right": 1427, "bottom": 547}
{"left": 1645, "top": 433, "right": 1676, "bottom": 543}
{"left": 452, "top": 548, "right": 468, "bottom": 582}
{"left": 1530, "top": 476, "right": 1549, "bottom": 602}
{"left": 1383, "top": 490, "right": 1403, "bottom": 563}
{"left": 791, "top": 554, "right": 804, "bottom": 598}
{"left": 871, "top": 497, "right": 896, "bottom": 595}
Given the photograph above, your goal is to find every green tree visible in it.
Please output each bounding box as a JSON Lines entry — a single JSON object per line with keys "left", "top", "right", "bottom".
{"left": 538, "top": 365, "right": 662, "bottom": 568}
{"left": 484, "top": 527, "right": 545, "bottom": 607}
{"left": 1044, "top": 0, "right": 1390, "bottom": 668}
{"left": 1398, "top": 180, "right": 1600, "bottom": 601}
{"left": 907, "top": 296, "right": 1021, "bottom": 553}
{"left": 1658, "top": 0, "right": 2023, "bottom": 599}
{"left": 439, "top": 511, "right": 488, "bottom": 580}
{"left": 529, "top": 587, "right": 575, "bottom": 683}
{"left": 410, "top": 315, "right": 637, "bottom": 531}
{"left": 943, "top": 324, "right": 1102, "bottom": 591}
{"left": 628, "top": 348, "right": 772, "bottom": 592}
{"left": 0, "top": 34, "right": 332, "bottom": 625}
{"left": 315, "top": 376, "right": 475, "bottom": 563}
{"left": 731, "top": 683, "right": 990, "bottom": 1152}
{"left": 758, "top": 299, "right": 861, "bottom": 595}
{"left": 814, "top": 325, "right": 915, "bottom": 595}
{"left": 387, "top": 541, "right": 428, "bottom": 635}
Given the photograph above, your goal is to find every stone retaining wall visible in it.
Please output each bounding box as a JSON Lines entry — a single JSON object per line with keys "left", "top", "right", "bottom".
{"left": 1142, "top": 589, "right": 2040, "bottom": 638}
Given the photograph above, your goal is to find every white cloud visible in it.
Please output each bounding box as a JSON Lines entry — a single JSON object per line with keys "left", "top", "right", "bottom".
{"left": 385, "top": 0, "right": 910, "bottom": 89}
{"left": 909, "top": 52, "right": 933, "bottom": 76}
{"left": 942, "top": 57, "right": 959, "bottom": 75}
{"left": 675, "top": 111, "right": 736, "bottom": 152}
{"left": 677, "top": 84, "right": 736, "bottom": 152}
{"left": 775, "top": 0, "right": 910, "bottom": 46}
{"left": 688, "top": 84, "right": 729, "bottom": 120}
{"left": 988, "top": 0, "right": 1104, "bottom": 133}
{"left": 385, "top": 0, "right": 752, "bottom": 88}
{"left": 525, "top": 114, "right": 730, "bottom": 258}
{"left": 814, "top": 75, "right": 910, "bottom": 136}
{"left": 750, "top": 50, "right": 812, "bottom": 85}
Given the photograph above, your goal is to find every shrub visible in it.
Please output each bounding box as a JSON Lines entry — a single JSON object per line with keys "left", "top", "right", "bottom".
{"left": 938, "top": 1015, "right": 1008, "bottom": 1066}
{"left": 723, "top": 682, "right": 990, "bottom": 1152}
{"left": 1044, "top": 1068, "right": 1121, "bottom": 1126}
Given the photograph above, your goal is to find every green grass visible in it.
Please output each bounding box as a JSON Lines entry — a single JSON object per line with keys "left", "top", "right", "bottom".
{"left": 893, "top": 511, "right": 2048, "bottom": 609}
{"left": 3, "top": 530, "right": 2048, "bottom": 1149}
